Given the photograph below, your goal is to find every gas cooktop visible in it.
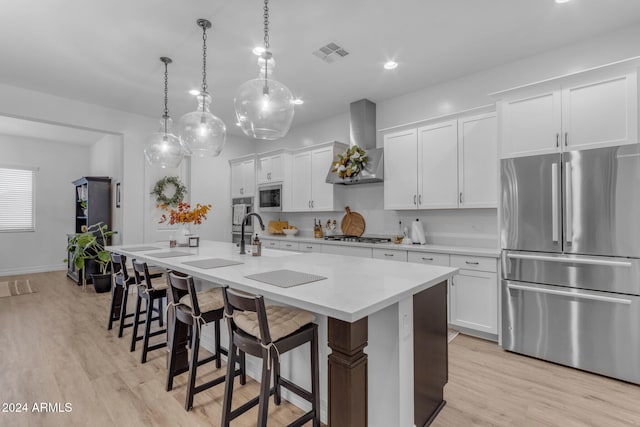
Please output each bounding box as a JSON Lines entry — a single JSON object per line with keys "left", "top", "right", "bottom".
{"left": 324, "top": 235, "right": 392, "bottom": 244}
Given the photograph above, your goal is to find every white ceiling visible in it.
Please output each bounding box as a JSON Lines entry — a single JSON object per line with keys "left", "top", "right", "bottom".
{"left": 2, "top": 0, "right": 640, "bottom": 143}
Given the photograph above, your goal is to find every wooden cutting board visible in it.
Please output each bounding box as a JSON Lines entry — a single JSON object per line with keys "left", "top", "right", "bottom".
{"left": 268, "top": 221, "right": 289, "bottom": 234}
{"left": 341, "top": 206, "right": 365, "bottom": 237}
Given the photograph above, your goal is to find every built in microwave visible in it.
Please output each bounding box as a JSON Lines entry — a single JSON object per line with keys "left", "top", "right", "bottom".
{"left": 258, "top": 184, "right": 282, "bottom": 212}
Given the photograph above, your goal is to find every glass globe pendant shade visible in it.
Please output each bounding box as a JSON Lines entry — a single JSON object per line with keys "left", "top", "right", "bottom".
{"left": 144, "top": 117, "right": 184, "bottom": 169}
{"left": 178, "top": 93, "right": 226, "bottom": 157}
{"left": 234, "top": 76, "right": 295, "bottom": 140}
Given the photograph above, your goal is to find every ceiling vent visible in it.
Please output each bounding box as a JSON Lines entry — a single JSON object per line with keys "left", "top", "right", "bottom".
{"left": 312, "top": 42, "right": 349, "bottom": 63}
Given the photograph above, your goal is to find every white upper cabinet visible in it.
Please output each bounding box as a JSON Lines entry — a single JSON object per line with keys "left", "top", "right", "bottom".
{"left": 290, "top": 142, "right": 346, "bottom": 212}
{"left": 562, "top": 74, "right": 637, "bottom": 150}
{"left": 230, "top": 157, "right": 255, "bottom": 198}
{"left": 499, "top": 91, "right": 561, "bottom": 157}
{"left": 384, "top": 113, "right": 497, "bottom": 210}
{"left": 458, "top": 113, "right": 498, "bottom": 208}
{"left": 383, "top": 128, "right": 419, "bottom": 209}
{"left": 418, "top": 120, "right": 458, "bottom": 209}
{"left": 498, "top": 68, "right": 639, "bottom": 158}
{"left": 257, "top": 151, "right": 287, "bottom": 184}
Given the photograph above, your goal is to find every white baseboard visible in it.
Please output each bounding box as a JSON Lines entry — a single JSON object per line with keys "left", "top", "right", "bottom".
{"left": 0, "top": 265, "right": 67, "bottom": 277}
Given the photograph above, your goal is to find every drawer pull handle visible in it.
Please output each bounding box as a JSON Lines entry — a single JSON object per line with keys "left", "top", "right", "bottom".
{"left": 384, "top": 253, "right": 394, "bottom": 257}
{"left": 465, "top": 261, "right": 479, "bottom": 265}
{"left": 306, "top": 246, "right": 313, "bottom": 249}
{"left": 422, "top": 257, "right": 434, "bottom": 261}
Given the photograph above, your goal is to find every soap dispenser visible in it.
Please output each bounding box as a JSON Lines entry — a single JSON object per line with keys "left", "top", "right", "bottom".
{"left": 252, "top": 234, "right": 262, "bottom": 256}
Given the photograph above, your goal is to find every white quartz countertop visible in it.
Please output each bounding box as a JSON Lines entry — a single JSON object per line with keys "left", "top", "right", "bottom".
{"left": 108, "top": 240, "right": 457, "bottom": 323}
{"left": 260, "top": 235, "right": 501, "bottom": 258}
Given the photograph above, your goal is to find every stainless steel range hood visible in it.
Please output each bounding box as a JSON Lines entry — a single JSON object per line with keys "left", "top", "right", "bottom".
{"left": 326, "top": 99, "right": 383, "bottom": 185}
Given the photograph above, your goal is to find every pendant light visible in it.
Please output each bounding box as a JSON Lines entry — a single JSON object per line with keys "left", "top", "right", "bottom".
{"left": 234, "top": 0, "right": 295, "bottom": 140}
{"left": 178, "top": 19, "right": 226, "bottom": 157}
{"left": 144, "top": 57, "right": 185, "bottom": 168}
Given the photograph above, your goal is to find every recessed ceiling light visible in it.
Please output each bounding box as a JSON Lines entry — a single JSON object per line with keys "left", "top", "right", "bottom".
{"left": 384, "top": 60, "right": 398, "bottom": 70}
{"left": 252, "top": 46, "right": 265, "bottom": 56}
{"left": 555, "top": 0, "right": 571, "bottom": 3}
{"left": 188, "top": 89, "right": 200, "bottom": 96}
{"left": 291, "top": 98, "right": 304, "bottom": 105}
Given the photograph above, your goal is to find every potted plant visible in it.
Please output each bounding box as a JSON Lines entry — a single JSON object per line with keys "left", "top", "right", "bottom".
{"left": 66, "top": 222, "right": 116, "bottom": 293}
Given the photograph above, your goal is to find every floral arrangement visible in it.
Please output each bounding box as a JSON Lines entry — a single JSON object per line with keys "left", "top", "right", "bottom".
{"left": 332, "top": 145, "right": 368, "bottom": 179}
{"left": 158, "top": 202, "right": 212, "bottom": 225}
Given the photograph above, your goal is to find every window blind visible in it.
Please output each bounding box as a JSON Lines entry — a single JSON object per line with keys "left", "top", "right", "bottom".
{"left": 0, "top": 167, "right": 35, "bottom": 232}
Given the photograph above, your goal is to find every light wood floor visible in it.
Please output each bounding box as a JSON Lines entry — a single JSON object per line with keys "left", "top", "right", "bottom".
{"left": 1, "top": 271, "right": 640, "bottom": 427}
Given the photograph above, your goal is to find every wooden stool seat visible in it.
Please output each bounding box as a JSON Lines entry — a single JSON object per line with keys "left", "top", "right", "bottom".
{"left": 221, "top": 287, "right": 320, "bottom": 427}
{"left": 166, "top": 273, "right": 245, "bottom": 411}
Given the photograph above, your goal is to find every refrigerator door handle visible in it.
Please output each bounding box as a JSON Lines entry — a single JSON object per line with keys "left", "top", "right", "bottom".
{"left": 551, "top": 163, "right": 559, "bottom": 242}
{"left": 506, "top": 283, "right": 632, "bottom": 305}
{"left": 565, "top": 161, "right": 573, "bottom": 244}
{"left": 506, "top": 252, "right": 633, "bottom": 268}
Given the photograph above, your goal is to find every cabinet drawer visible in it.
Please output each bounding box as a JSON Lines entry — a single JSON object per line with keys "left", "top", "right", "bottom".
{"left": 322, "top": 245, "right": 373, "bottom": 258}
{"left": 451, "top": 255, "right": 497, "bottom": 272}
{"left": 407, "top": 251, "right": 450, "bottom": 266}
{"left": 279, "top": 241, "right": 300, "bottom": 251}
{"left": 263, "top": 240, "right": 279, "bottom": 249}
{"left": 299, "top": 242, "right": 322, "bottom": 253}
{"left": 372, "top": 248, "right": 408, "bottom": 262}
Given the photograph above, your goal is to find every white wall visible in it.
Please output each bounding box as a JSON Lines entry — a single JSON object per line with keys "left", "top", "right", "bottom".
{"left": 0, "top": 134, "right": 90, "bottom": 274}
{"left": 91, "top": 134, "right": 123, "bottom": 244}
{"left": 189, "top": 135, "right": 257, "bottom": 242}
{"left": 254, "top": 23, "right": 640, "bottom": 247}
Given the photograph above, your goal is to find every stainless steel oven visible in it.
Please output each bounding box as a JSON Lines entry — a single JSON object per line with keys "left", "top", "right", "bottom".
{"left": 231, "top": 196, "right": 253, "bottom": 244}
{"left": 257, "top": 184, "right": 282, "bottom": 212}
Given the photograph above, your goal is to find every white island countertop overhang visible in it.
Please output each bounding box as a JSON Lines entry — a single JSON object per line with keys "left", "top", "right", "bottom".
{"left": 107, "top": 240, "right": 458, "bottom": 323}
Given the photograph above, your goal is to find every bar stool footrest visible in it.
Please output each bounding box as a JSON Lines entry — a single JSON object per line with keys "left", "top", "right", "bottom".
{"left": 287, "top": 411, "right": 315, "bottom": 427}
{"left": 280, "top": 377, "right": 313, "bottom": 402}
{"left": 147, "top": 342, "right": 167, "bottom": 352}
{"left": 227, "top": 387, "right": 276, "bottom": 422}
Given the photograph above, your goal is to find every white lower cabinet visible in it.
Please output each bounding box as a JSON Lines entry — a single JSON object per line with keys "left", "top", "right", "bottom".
{"left": 298, "top": 242, "right": 323, "bottom": 253}
{"left": 322, "top": 244, "right": 373, "bottom": 258}
{"left": 263, "top": 240, "right": 279, "bottom": 249}
{"left": 279, "top": 241, "right": 299, "bottom": 251}
{"left": 372, "top": 248, "right": 408, "bottom": 262}
{"left": 407, "top": 251, "right": 450, "bottom": 266}
{"left": 449, "top": 255, "right": 498, "bottom": 336}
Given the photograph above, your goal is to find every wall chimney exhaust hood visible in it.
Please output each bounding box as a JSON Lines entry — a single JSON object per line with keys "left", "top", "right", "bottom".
{"left": 326, "top": 99, "right": 383, "bottom": 185}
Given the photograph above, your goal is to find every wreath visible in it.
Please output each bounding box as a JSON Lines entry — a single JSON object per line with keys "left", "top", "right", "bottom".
{"left": 151, "top": 176, "right": 187, "bottom": 207}
{"left": 332, "top": 145, "right": 368, "bottom": 179}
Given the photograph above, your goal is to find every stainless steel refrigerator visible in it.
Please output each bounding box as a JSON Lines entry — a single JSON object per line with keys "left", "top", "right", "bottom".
{"left": 501, "top": 143, "right": 640, "bottom": 384}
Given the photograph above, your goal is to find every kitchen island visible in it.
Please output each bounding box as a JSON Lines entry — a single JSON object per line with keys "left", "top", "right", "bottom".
{"left": 108, "top": 240, "right": 457, "bottom": 427}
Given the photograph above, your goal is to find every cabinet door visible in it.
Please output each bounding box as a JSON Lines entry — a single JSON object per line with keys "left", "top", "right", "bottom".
{"left": 449, "top": 270, "right": 498, "bottom": 335}
{"left": 321, "top": 244, "right": 373, "bottom": 258}
{"left": 499, "top": 91, "right": 561, "bottom": 158}
{"left": 230, "top": 162, "right": 244, "bottom": 198}
{"left": 299, "top": 242, "right": 323, "bottom": 253}
{"left": 562, "top": 73, "right": 638, "bottom": 151}
{"left": 291, "top": 151, "right": 312, "bottom": 211}
{"left": 269, "top": 154, "right": 285, "bottom": 182}
{"left": 257, "top": 156, "right": 271, "bottom": 184}
{"left": 384, "top": 129, "right": 419, "bottom": 209}
{"left": 241, "top": 159, "right": 256, "bottom": 197}
{"left": 407, "top": 251, "right": 450, "bottom": 266}
{"left": 458, "top": 113, "right": 498, "bottom": 208}
{"left": 418, "top": 120, "right": 458, "bottom": 209}
{"left": 310, "top": 146, "right": 335, "bottom": 211}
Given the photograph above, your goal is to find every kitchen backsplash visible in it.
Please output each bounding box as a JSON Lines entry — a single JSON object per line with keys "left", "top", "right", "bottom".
{"left": 258, "top": 184, "right": 498, "bottom": 248}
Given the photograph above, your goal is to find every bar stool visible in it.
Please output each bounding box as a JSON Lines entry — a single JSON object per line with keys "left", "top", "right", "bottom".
{"left": 221, "top": 287, "right": 320, "bottom": 427}
{"left": 166, "top": 272, "right": 246, "bottom": 411}
{"left": 108, "top": 253, "right": 166, "bottom": 337}
{"left": 130, "top": 259, "right": 168, "bottom": 363}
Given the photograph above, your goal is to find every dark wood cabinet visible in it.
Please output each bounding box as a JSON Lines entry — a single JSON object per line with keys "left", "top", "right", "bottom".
{"left": 67, "top": 176, "right": 112, "bottom": 284}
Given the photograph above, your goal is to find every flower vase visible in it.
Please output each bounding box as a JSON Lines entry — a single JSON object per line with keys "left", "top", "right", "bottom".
{"left": 177, "top": 224, "right": 191, "bottom": 246}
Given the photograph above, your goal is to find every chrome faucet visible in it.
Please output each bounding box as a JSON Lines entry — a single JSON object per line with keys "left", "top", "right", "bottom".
{"left": 240, "top": 212, "right": 265, "bottom": 254}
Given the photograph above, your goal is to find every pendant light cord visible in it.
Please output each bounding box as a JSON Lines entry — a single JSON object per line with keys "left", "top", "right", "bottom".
{"left": 160, "top": 57, "right": 172, "bottom": 135}
{"left": 201, "top": 22, "right": 209, "bottom": 113}
{"left": 263, "top": 0, "right": 270, "bottom": 88}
